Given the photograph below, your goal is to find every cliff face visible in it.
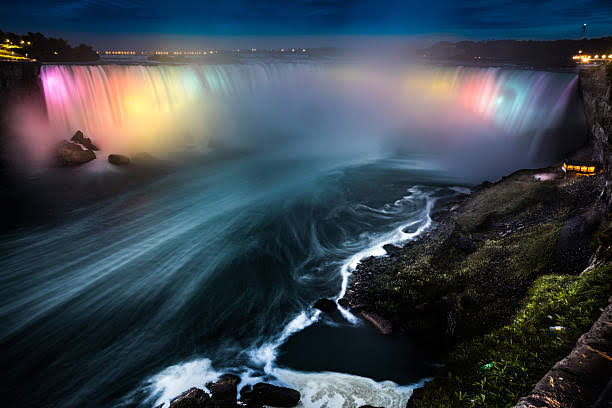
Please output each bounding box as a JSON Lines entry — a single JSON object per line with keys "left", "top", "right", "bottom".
{"left": 0, "top": 61, "right": 41, "bottom": 95}
{"left": 0, "top": 62, "right": 44, "bottom": 163}
{"left": 580, "top": 64, "right": 612, "bottom": 206}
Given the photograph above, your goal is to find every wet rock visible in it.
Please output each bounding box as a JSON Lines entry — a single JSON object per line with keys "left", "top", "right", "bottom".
{"left": 383, "top": 244, "right": 403, "bottom": 256}
{"left": 337, "top": 298, "right": 350, "bottom": 308}
{"left": 240, "top": 383, "right": 300, "bottom": 407}
{"left": 70, "top": 130, "right": 98, "bottom": 151}
{"left": 108, "top": 154, "right": 131, "bottom": 165}
{"left": 169, "top": 387, "right": 211, "bottom": 408}
{"left": 55, "top": 140, "right": 96, "bottom": 166}
{"left": 206, "top": 374, "right": 240, "bottom": 404}
{"left": 361, "top": 311, "right": 392, "bottom": 334}
{"left": 313, "top": 298, "right": 337, "bottom": 313}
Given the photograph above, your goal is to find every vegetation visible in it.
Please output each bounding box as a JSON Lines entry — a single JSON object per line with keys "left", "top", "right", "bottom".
{"left": 344, "top": 171, "right": 607, "bottom": 407}
{"left": 0, "top": 29, "right": 98, "bottom": 62}
{"left": 364, "top": 171, "right": 596, "bottom": 339}
{"left": 410, "top": 263, "right": 612, "bottom": 408}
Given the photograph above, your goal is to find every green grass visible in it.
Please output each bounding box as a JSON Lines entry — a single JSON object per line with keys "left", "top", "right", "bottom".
{"left": 373, "top": 222, "right": 563, "bottom": 337}
{"left": 459, "top": 222, "right": 561, "bottom": 280}
{"left": 456, "top": 176, "right": 560, "bottom": 232}
{"left": 410, "top": 263, "right": 612, "bottom": 408}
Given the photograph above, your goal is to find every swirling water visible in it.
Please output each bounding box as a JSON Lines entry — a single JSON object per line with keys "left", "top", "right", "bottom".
{"left": 0, "top": 152, "right": 463, "bottom": 407}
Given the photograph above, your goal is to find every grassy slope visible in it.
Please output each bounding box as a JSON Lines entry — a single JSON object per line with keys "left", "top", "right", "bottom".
{"left": 343, "top": 169, "right": 608, "bottom": 407}
{"left": 367, "top": 170, "right": 595, "bottom": 339}
{"left": 411, "top": 264, "right": 612, "bottom": 408}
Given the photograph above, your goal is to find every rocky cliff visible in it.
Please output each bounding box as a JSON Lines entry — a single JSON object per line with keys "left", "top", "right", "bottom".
{"left": 0, "top": 61, "right": 43, "bottom": 162}
{"left": 580, "top": 64, "right": 612, "bottom": 206}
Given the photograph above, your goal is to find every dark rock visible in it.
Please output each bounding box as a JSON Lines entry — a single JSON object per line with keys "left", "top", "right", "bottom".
{"left": 70, "top": 130, "right": 98, "bottom": 151}
{"left": 383, "top": 243, "right": 403, "bottom": 256}
{"left": 361, "top": 311, "right": 392, "bottom": 335}
{"left": 108, "top": 154, "right": 131, "bottom": 166}
{"left": 169, "top": 387, "right": 211, "bottom": 408}
{"left": 313, "top": 298, "right": 337, "bottom": 313}
{"left": 337, "top": 298, "right": 350, "bottom": 308}
{"left": 240, "top": 383, "right": 300, "bottom": 407}
{"left": 406, "top": 387, "right": 425, "bottom": 408}
{"left": 473, "top": 180, "right": 493, "bottom": 192}
{"left": 206, "top": 374, "right": 240, "bottom": 403}
{"left": 55, "top": 141, "right": 96, "bottom": 166}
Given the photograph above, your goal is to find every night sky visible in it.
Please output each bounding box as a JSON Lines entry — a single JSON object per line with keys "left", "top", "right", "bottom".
{"left": 1, "top": 0, "right": 611, "bottom": 48}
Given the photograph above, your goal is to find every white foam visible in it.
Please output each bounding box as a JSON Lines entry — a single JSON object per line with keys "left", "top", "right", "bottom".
{"left": 248, "top": 310, "right": 321, "bottom": 372}
{"left": 141, "top": 185, "right": 463, "bottom": 407}
{"left": 145, "top": 358, "right": 221, "bottom": 408}
{"left": 336, "top": 186, "right": 437, "bottom": 323}
{"left": 273, "top": 368, "right": 425, "bottom": 408}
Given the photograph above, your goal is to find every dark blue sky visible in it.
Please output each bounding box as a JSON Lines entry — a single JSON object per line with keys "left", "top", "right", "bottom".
{"left": 1, "top": 0, "right": 611, "bottom": 48}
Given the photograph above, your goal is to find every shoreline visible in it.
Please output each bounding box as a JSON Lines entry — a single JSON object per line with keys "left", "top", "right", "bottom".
{"left": 339, "top": 63, "right": 612, "bottom": 407}
{"left": 340, "top": 164, "right": 612, "bottom": 407}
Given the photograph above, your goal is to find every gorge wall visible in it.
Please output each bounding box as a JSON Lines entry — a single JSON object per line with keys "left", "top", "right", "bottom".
{"left": 580, "top": 63, "right": 612, "bottom": 205}
{"left": 0, "top": 62, "right": 43, "bottom": 165}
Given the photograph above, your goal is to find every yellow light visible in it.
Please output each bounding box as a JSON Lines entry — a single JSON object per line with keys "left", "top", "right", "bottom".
{"left": 588, "top": 166, "right": 595, "bottom": 173}
{"left": 20, "top": 40, "right": 24, "bottom": 44}
{"left": 27, "top": 41, "right": 31, "bottom": 45}
{"left": 281, "top": 48, "right": 284, "bottom": 52}
{"left": 291, "top": 48, "right": 295, "bottom": 52}
{"left": 53, "top": 51, "right": 58, "bottom": 55}
{"left": 595, "top": 54, "right": 599, "bottom": 59}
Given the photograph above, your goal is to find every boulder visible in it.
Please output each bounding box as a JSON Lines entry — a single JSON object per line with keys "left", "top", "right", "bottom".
{"left": 70, "top": 130, "right": 98, "bottom": 151}
{"left": 206, "top": 374, "right": 240, "bottom": 403}
{"left": 313, "top": 298, "right": 337, "bottom": 313}
{"left": 108, "top": 154, "right": 131, "bottom": 165}
{"left": 240, "top": 383, "right": 300, "bottom": 407}
{"left": 169, "top": 387, "right": 211, "bottom": 408}
{"left": 383, "top": 244, "right": 402, "bottom": 256}
{"left": 337, "top": 298, "right": 350, "bottom": 308}
{"left": 55, "top": 141, "right": 96, "bottom": 166}
{"left": 361, "top": 311, "right": 393, "bottom": 334}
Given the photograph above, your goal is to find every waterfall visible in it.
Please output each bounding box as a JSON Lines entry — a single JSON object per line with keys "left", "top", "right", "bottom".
{"left": 19, "top": 62, "right": 584, "bottom": 170}
{"left": 39, "top": 63, "right": 322, "bottom": 155}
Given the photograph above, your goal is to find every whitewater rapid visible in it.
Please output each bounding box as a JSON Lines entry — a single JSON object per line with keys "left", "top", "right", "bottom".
{"left": 140, "top": 183, "right": 467, "bottom": 408}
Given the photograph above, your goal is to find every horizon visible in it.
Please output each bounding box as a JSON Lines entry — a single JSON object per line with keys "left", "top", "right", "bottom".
{"left": 1, "top": 0, "right": 611, "bottom": 49}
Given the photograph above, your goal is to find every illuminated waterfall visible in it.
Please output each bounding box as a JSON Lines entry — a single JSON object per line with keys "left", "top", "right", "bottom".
{"left": 39, "top": 63, "right": 322, "bottom": 155}
{"left": 25, "top": 63, "right": 582, "bottom": 165}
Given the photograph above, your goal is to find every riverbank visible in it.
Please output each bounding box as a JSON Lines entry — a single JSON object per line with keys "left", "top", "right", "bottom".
{"left": 339, "top": 63, "right": 612, "bottom": 407}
